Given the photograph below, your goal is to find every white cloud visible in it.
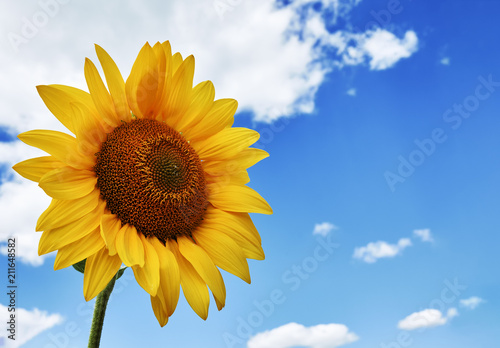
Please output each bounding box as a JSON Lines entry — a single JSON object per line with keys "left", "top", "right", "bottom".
{"left": 446, "top": 307, "right": 459, "bottom": 319}
{"left": 0, "top": 0, "right": 419, "bottom": 128}
{"left": 346, "top": 88, "right": 356, "bottom": 96}
{"left": 397, "top": 308, "right": 457, "bottom": 331}
{"left": 413, "top": 229, "right": 433, "bottom": 243}
{"left": 313, "top": 222, "right": 337, "bottom": 236}
{"left": 335, "top": 29, "right": 419, "bottom": 71}
{"left": 440, "top": 57, "right": 450, "bottom": 65}
{"left": 460, "top": 296, "right": 485, "bottom": 310}
{"left": 247, "top": 322, "right": 359, "bottom": 348}
{"left": 0, "top": 179, "right": 51, "bottom": 266}
{"left": 0, "top": 304, "right": 63, "bottom": 347}
{"left": 353, "top": 238, "right": 411, "bottom": 263}
{"left": 362, "top": 30, "right": 419, "bottom": 70}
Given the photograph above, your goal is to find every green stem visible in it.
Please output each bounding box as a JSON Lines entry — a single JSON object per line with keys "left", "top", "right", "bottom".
{"left": 88, "top": 274, "right": 117, "bottom": 348}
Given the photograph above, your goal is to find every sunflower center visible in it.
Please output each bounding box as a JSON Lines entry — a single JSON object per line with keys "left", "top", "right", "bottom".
{"left": 94, "top": 119, "right": 208, "bottom": 242}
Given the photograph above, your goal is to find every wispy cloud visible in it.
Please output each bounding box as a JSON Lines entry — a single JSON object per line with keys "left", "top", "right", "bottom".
{"left": 353, "top": 238, "right": 412, "bottom": 263}
{"left": 0, "top": 0, "right": 420, "bottom": 129}
{"left": 247, "top": 322, "right": 358, "bottom": 348}
{"left": 440, "top": 57, "right": 451, "bottom": 65}
{"left": 413, "top": 229, "right": 433, "bottom": 243}
{"left": 0, "top": 304, "right": 63, "bottom": 347}
{"left": 313, "top": 222, "right": 337, "bottom": 236}
{"left": 346, "top": 88, "right": 356, "bottom": 97}
{"left": 397, "top": 308, "right": 458, "bottom": 331}
{"left": 336, "top": 29, "right": 419, "bottom": 71}
{"left": 354, "top": 228, "right": 435, "bottom": 263}
{"left": 460, "top": 296, "right": 485, "bottom": 310}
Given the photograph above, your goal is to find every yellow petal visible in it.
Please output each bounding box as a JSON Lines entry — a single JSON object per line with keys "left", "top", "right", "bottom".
{"left": 206, "top": 170, "right": 250, "bottom": 186}
{"left": 38, "top": 200, "right": 104, "bottom": 255}
{"left": 150, "top": 295, "right": 169, "bottom": 327}
{"left": 209, "top": 185, "right": 272, "bottom": 215}
{"left": 151, "top": 42, "right": 168, "bottom": 116}
{"left": 84, "top": 246, "right": 123, "bottom": 301}
{"left": 84, "top": 58, "right": 120, "bottom": 127}
{"left": 126, "top": 42, "right": 159, "bottom": 118}
{"left": 12, "top": 156, "right": 65, "bottom": 182}
{"left": 36, "top": 85, "right": 94, "bottom": 134}
{"left": 164, "top": 55, "right": 194, "bottom": 121}
{"left": 54, "top": 227, "right": 105, "bottom": 270}
{"left": 18, "top": 130, "right": 92, "bottom": 169}
{"left": 203, "top": 148, "right": 269, "bottom": 175}
{"left": 214, "top": 296, "right": 225, "bottom": 311}
{"left": 171, "top": 52, "right": 183, "bottom": 73}
{"left": 193, "top": 128, "right": 260, "bottom": 162}
{"left": 204, "top": 206, "right": 262, "bottom": 242}
{"left": 99, "top": 213, "right": 122, "bottom": 255}
{"left": 115, "top": 224, "right": 145, "bottom": 267}
{"left": 95, "top": 44, "right": 131, "bottom": 122}
{"left": 168, "top": 240, "right": 210, "bottom": 320}
{"left": 203, "top": 208, "right": 264, "bottom": 260}
{"left": 174, "top": 81, "right": 215, "bottom": 131}
{"left": 177, "top": 236, "right": 226, "bottom": 309}
{"left": 37, "top": 188, "right": 100, "bottom": 231}
{"left": 194, "top": 226, "right": 250, "bottom": 283}
{"left": 132, "top": 235, "right": 160, "bottom": 296}
{"left": 223, "top": 231, "right": 265, "bottom": 260}
{"left": 162, "top": 40, "right": 173, "bottom": 60}
{"left": 38, "top": 167, "right": 96, "bottom": 200}
{"left": 158, "top": 41, "right": 173, "bottom": 121}
{"left": 184, "top": 98, "right": 237, "bottom": 140}
{"left": 150, "top": 237, "right": 180, "bottom": 316}
{"left": 70, "top": 101, "right": 108, "bottom": 154}
{"left": 232, "top": 171, "right": 251, "bottom": 185}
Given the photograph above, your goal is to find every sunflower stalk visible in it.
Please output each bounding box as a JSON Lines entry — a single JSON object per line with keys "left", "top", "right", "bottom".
{"left": 88, "top": 272, "right": 118, "bottom": 348}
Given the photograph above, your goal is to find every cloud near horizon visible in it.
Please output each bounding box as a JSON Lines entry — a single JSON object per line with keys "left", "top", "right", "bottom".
{"left": 247, "top": 322, "right": 359, "bottom": 348}
{"left": 1, "top": 304, "right": 63, "bottom": 347}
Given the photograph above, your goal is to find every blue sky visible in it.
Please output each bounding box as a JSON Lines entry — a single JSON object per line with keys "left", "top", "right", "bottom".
{"left": 1, "top": 0, "right": 499, "bottom": 347}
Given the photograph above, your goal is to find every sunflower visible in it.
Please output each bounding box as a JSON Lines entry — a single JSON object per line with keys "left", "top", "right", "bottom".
{"left": 13, "top": 42, "right": 272, "bottom": 326}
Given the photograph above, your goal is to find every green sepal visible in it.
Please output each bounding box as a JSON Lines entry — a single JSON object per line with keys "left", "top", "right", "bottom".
{"left": 72, "top": 259, "right": 127, "bottom": 280}
{"left": 72, "top": 259, "right": 86, "bottom": 274}
{"left": 116, "top": 266, "right": 127, "bottom": 280}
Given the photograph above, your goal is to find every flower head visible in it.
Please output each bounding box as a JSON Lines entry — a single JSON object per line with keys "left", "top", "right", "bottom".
{"left": 13, "top": 42, "right": 272, "bottom": 326}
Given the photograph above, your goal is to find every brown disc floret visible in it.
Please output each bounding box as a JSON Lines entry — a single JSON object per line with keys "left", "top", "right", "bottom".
{"left": 94, "top": 119, "right": 208, "bottom": 242}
